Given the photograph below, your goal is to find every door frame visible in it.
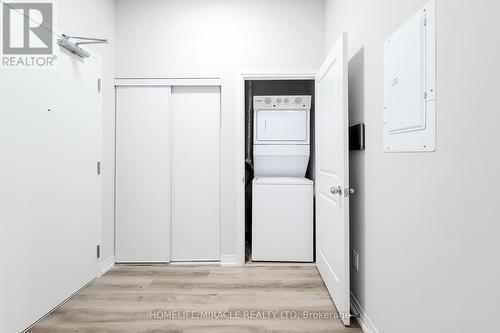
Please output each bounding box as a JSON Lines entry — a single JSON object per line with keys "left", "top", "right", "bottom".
{"left": 113, "top": 77, "right": 223, "bottom": 264}
{"left": 235, "top": 70, "right": 317, "bottom": 266}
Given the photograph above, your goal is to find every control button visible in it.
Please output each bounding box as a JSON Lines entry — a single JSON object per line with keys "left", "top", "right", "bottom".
{"left": 276, "top": 98, "right": 282, "bottom": 104}
{"left": 295, "top": 97, "right": 302, "bottom": 104}
{"left": 284, "top": 98, "right": 289, "bottom": 103}
{"left": 265, "top": 97, "right": 272, "bottom": 104}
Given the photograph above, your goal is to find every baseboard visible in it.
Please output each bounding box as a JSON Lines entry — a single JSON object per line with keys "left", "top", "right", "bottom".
{"left": 170, "top": 261, "right": 220, "bottom": 266}
{"left": 22, "top": 278, "right": 96, "bottom": 333}
{"left": 106, "top": 255, "right": 239, "bottom": 268}
{"left": 99, "top": 255, "right": 115, "bottom": 275}
{"left": 351, "top": 292, "right": 379, "bottom": 333}
{"left": 220, "top": 255, "right": 239, "bottom": 266}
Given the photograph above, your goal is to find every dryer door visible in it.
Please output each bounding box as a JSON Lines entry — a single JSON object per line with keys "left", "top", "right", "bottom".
{"left": 255, "top": 110, "right": 310, "bottom": 145}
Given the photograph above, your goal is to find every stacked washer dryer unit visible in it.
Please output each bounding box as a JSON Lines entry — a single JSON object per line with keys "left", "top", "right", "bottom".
{"left": 252, "top": 95, "right": 313, "bottom": 262}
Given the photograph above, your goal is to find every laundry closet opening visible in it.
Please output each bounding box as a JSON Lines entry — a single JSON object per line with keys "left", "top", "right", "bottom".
{"left": 244, "top": 79, "right": 316, "bottom": 263}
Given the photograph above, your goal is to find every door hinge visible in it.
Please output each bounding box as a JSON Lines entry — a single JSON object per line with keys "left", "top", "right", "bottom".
{"left": 97, "top": 245, "right": 101, "bottom": 259}
{"left": 344, "top": 187, "right": 356, "bottom": 197}
{"left": 98, "top": 78, "right": 102, "bottom": 93}
{"left": 424, "top": 91, "right": 428, "bottom": 100}
{"left": 97, "top": 161, "right": 102, "bottom": 175}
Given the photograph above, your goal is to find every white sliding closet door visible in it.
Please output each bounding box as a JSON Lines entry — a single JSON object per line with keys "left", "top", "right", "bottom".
{"left": 115, "top": 86, "right": 171, "bottom": 263}
{"left": 171, "top": 86, "right": 221, "bottom": 261}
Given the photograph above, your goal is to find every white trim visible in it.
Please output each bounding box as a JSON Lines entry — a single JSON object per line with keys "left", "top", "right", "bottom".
{"left": 218, "top": 84, "right": 224, "bottom": 262}
{"left": 235, "top": 70, "right": 317, "bottom": 267}
{"left": 350, "top": 293, "right": 379, "bottom": 333}
{"left": 169, "top": 261, "right": 220, "bottom": 266}
{"left": 114, "top": 78, "right": 222, "bottom": 87}
{"left": 99, "top": 255, "right": 115, "bottom": 276}
{"left": 237, "top": 69, "right": 317, "bottom": 81}
{"left": 115, "top": 261, "right": 170, "bottom": 265}
{"left": 220, "top": 255, "right": 239, "bottom": 266}
{"left": 96, "top": 57, "right": 104, "bottom": 281}
{"left": 21, "top": 278, "right": 97, "bottom": 333}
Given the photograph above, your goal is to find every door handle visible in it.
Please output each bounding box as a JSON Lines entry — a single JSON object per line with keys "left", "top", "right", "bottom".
{"left": 330, "top": 186, "right": 342, "bottom": 195}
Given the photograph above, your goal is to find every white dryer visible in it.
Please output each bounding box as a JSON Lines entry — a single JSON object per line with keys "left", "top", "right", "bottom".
{"left": 253, "top": 95, "right": 311, "bottom": 177}
{"left": 252, "top": 96, "right": 313, "bottom": 262}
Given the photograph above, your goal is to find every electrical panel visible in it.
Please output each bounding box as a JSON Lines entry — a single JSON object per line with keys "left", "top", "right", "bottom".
{"left": 383, "top": 0, "right": 436, "bottom": 152}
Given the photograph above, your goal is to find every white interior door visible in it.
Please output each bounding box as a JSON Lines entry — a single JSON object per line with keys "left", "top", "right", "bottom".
{"left": 171, "top": 86, "right": 221, "bottom": 261}
{"left": 0, "top": 52, "right": 102, "bottom": 332}
{"left": 315, "top": 32, "right": 351, "bottom": 326}
{"left": 115, "top": 86, "right": 171, "bottom": 263}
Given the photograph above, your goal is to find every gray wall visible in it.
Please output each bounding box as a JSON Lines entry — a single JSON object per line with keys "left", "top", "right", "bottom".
{"left": 325, "top": 0, "right": 500, "bottom": 332}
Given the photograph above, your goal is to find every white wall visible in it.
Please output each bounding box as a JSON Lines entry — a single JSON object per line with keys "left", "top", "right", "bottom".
{"left": 324, "top": 0, "right": 500, "bottom": 332}
{"left": 115, "top": 0, "right": 325, "bottom": 258}
{"left": 58, "top": 0, "right": 116, "bottom": 264}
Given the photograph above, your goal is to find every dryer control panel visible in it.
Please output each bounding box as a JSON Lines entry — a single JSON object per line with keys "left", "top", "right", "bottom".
{"left": 254, "top": 95, "right": 311, "bottom": 110}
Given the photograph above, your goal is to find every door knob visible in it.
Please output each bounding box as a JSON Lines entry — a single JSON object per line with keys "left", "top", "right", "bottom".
{"left": 330, "top": 186, "right": 342, "bottom": 195}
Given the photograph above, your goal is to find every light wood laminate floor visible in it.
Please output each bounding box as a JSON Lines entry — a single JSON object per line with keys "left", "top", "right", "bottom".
{"left": 28, "top": 265, "right": 361, "bottom": 333}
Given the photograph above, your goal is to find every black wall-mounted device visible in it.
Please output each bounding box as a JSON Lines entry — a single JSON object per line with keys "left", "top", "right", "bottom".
{"left": 349, "top": 123, "right": 365, "bottom": 151}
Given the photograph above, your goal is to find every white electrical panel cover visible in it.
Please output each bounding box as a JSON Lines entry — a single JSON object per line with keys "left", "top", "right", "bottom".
{"left": 383, "top": 0, "right": 436, "bottom": 152}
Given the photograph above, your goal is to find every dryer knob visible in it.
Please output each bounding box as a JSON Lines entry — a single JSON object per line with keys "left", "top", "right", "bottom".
{"left": 295, "top": 97, "right": 302, "bottom": 104}
{"left": 265, "top": 97, "right": 272, "bottom": 104}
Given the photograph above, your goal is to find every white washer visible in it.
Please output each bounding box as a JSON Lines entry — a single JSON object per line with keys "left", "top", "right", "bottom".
{"left": 252, "top": 177, "right": 313, "bottom": 262}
